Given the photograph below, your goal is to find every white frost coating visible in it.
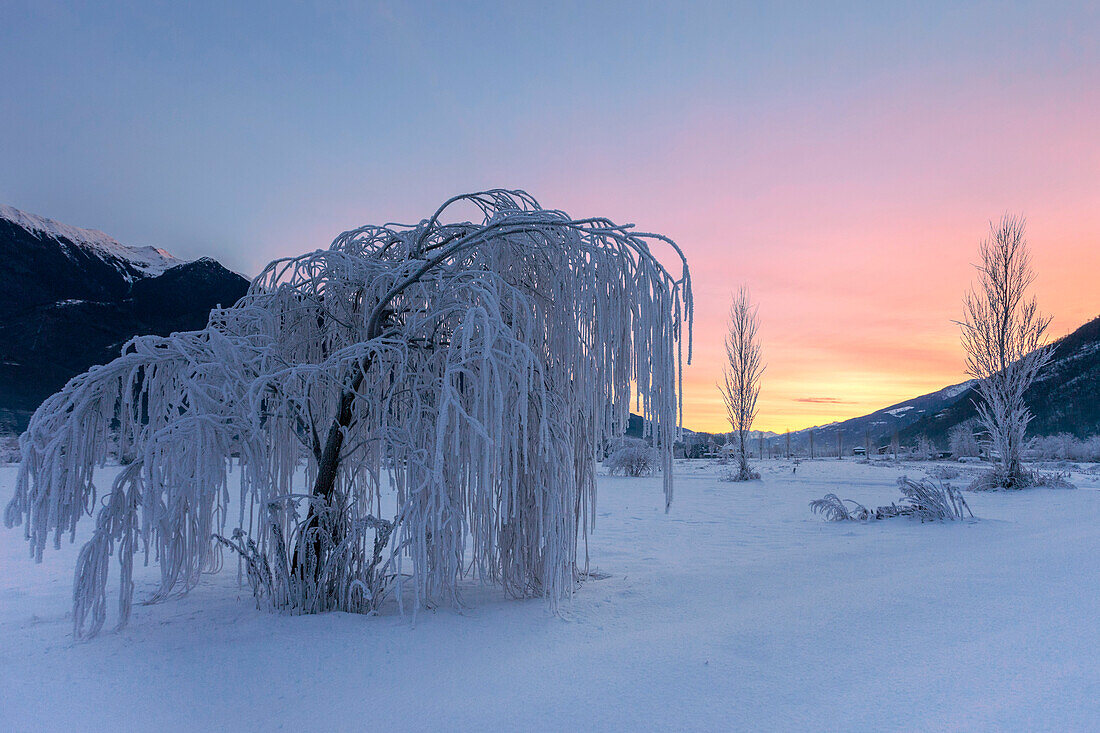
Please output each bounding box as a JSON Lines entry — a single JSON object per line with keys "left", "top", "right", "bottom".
{"left": 719, "top": 287, "right": 763, "bottom": 481}
{"left": 3, "top": 190, "right": 693, "bottom": 638}
{"left": 959, "top": 215, "right": 1051, "bottom": 489}
{"left": 604, "top": 438, "right": 656, "bottom": 477}
{"left": 0, "top": 203, "right": 182, "bottom": 278}
{"left": 939, "top": 380, "right": 976, "bottom": 400}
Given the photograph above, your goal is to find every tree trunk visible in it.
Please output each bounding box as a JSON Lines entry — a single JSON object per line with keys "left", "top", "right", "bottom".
{"left": 296, "top": 362, "right": 370, "bottom": 577}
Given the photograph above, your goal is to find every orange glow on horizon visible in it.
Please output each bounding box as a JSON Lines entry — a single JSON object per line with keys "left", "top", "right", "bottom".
{"left": 246, "top": 79, "right": 1099, "bottom": 437}
{"left": 681, "top": 214, "right": 1100, "bottom": 434}
{"left": 524, "top": 84, "right": 1100, "bottom": 435}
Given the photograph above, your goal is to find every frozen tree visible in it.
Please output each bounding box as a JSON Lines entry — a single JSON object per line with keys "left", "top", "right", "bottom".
{"left": 4, "top": 189, "right": 693, "bottom": 638}
{"left": 915, "top": 435, "right": 936, "bottom": 460}
{"left": 948, "top": 421, "right": 980, "bottom": 458}
{"left": 719, "top": 287, "right": 764, "bottom": 481}
{"left": 1030, "top": 433, "right": 1100, "bottom": 462}
{"left": 959, "top": 215, "right": 1052, "bottom": 489}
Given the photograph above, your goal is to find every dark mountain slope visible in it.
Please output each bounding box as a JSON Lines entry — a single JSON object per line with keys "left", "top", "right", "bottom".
{"left": 131, "top": 257, "right": 248, "bottom": 330}
{"left": 899, "top": 315, "right": 1100, "bottom": 446}
{"left": 672, "top": 314, "right": 1099, "bottom": 454}
{"left": 0, "top": 205, "right": 248, "bottom": 433}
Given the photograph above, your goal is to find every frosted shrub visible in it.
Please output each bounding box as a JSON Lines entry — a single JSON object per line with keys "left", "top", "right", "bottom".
{"left": 811, "top": 477, "right": 973, "bottom": 522}
{"left": 948, "top": 422, "right": 980, "bottom": 458}
{"left": 958, "top": 216, "right": 1052, "bottom": 490}
{"left": 0, "top": 436, "right": 19, "bottom": 464}
{"left": 1029, "top": 434, "right": 1100, "bottom": 462}
{"left": 968, "top": 466, "right": 1074, "bottom": 491}
{"left": 1031, "top": 470, "right": 1076, "bottom": 489}
{"left": 1086, "top": 436, "right": 1100, "bottom": 463}
{"left": 928, "top": 465, "right": 960, "bottom": 480}
{"left": 968, "top": 466, "right": 1021, "bottom": 491}
{"left": 808, "top": 494, "right": 871, "bottom": 521}
{"left": 914, "top": 436, "right": 937, "bottom": 460}
{"left": 4, "top": 189, "right": 693, "bottom": 638}
{"left": 722, "top": 462, "right": 760, "bottom": 482}
{"left": 605, "top": 438, "right": 656, "bottom": 477}
{"left": 214, "top": 500, "right": 396, "bottom": 614}
{"left": 892, "top": 477, "right": 974, "bottom": 520}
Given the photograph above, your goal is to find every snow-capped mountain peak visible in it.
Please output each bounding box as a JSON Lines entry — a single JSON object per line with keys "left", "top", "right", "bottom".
{"left": 0, "top": 204, "right": 183, "bottom": 279}
{"left": 0, "top": 205, "right": 251, "bottom": 434}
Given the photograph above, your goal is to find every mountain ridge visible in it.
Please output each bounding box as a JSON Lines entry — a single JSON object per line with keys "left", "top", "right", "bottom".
{"left": 0, "top": 205, "right": 249, "bottom": 434}
{"left": 898, "top": 314, "right": 1100, "bottom": 446}
{"left": 672, "top": 314, "right": 1099, "bottom": 451}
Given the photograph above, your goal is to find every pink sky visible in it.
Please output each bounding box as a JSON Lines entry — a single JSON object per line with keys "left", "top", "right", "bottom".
{"left": 522, "top": 83, "right": 1100, "bottom": 433}
{"left": 248, "top": 79, "right": 1098, "bottom": 435}
{"left": 5, "top": 4, "right": 1097, "bottom": 434}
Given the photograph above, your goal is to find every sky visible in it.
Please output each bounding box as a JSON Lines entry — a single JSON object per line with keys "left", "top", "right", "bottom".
{"left": 2, "top": 1, "right": 1098, "bottom": 433}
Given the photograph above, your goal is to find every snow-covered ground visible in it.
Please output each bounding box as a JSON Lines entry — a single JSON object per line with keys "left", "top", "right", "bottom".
{"left": 2, "top": 458, "right": 1098, "bottom": 731}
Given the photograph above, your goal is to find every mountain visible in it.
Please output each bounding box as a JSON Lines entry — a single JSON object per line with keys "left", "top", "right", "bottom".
{"left": 899, "top": 315, "right": 1100, "bottom": 446}
{"left": 771, "top": 314, "right": 1100, "bottom": 453}
{"left": 754, "top": 379, "right": 979, "bottom": 455}
{"left": 668, "top": 314, "right": 1099, "bottom": 454}
{"left": 0, "top": 205, "right": 249, "bottom": 434}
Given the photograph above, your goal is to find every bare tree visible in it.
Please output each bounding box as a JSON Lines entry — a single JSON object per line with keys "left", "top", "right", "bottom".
{"left": 958, "top": 215, "right": 1053, "bottom": 489}
{"left": 948, "top": 421, "right": 980, "bottom": 458}
{"left": 719, "top": 287, "right": 764, "bottom": 481}
{"left": 916, "top": 435, "right": 936, "bottom": 460}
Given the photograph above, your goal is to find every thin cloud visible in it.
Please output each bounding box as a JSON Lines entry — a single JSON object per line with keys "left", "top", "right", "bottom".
{"left": 794, "top": 397, "right": 857, "bottom": 405}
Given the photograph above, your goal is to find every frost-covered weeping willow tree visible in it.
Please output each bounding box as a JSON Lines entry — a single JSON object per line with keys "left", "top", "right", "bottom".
{"left": 4, "top": 190, "right": 692, "bottom": 638}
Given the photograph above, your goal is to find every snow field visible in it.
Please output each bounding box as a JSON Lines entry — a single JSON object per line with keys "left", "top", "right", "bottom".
{"left": 2, "top": 458, "right": 1098, "bottom": 731}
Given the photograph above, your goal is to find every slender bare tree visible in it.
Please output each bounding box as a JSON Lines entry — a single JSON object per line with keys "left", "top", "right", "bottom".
{"left": 958, "top": 215, "right": 1053, "bottom": 489}
{"left": 719, "top": 287, "right": 764, "bottom": 481}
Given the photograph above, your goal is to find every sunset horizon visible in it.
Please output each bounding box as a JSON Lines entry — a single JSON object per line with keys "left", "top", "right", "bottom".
{"left": 4, "top": 3, "right": 1096, "bottom": 437}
